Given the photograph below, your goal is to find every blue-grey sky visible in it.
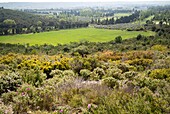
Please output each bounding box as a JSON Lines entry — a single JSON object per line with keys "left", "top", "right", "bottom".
{"left": 0, "top": 0, "right": 169, "bottom": 2}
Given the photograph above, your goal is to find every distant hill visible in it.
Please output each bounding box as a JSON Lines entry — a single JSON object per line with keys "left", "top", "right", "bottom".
{"left": 0, "top": 8, "right": 57, "bottom": 27}
{"left": 0, "top": 2, "right": 170, "bottom": 9}
{"left": 0, "top": 8, "right": 88, "bottom": 35}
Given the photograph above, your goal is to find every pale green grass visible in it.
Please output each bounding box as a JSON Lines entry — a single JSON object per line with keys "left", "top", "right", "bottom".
{"left": 0, "top": 28, "right": 155, "bottom": 45}
{"left": 133, "top": 15, "right": 154, "bottom": 24}
{"left": 114, "top": 13, "right": 132, "bottom": 17}
{"left": 100, "top": 13, "right": 132, "bottom": 21}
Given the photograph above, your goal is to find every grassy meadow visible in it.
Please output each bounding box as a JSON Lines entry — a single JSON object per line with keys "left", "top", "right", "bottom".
{"left": 114, "top": 13, "right": 132, "bottom": 17}
{"left": 0, "top": 28, "right": 155, "bottom": 45}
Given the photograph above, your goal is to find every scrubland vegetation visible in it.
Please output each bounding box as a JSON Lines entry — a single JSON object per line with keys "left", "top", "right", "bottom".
{"left": 0, "top": 3, "right": 170, "bottom": 114}
{"left": 0, "top": 28, "right": 154, "bottom": 45}
{"left": 0, "top": 30, "right": 170, "bottom": 113}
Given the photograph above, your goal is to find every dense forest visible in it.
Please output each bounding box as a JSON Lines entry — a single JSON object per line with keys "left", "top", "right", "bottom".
{"left": 0, "top": 4, "right": 170, "bottom": 114}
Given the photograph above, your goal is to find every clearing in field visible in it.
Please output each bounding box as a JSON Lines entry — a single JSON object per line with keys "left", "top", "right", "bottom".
{"left": 100, "top": 13, "right": 132, "bottom": 21}
{"left": 0, "top": 28, "right": 155, "bottom": 45}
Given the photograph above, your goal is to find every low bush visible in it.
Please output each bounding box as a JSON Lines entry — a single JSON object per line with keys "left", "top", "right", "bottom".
{"left": 136, "top": 34, "right": 143, "bottom": 40}
{"left": 115, "top": 36, "right": 122, "bottom": 43}
{"left": 105, "top": 68, "right": 123, "bottom": 80}
{"left": 80, "top": 69, "right": 91, "bottom": 80}
{"left": 19, "top": 68, "right": 47, "bottom": 87}
{"left": 0, "top": 64, "right": 8, "bottom": 71}
{"left": 126, "top": 59, "right": 153, "bottom": 71}
{"left": 50, "top": 69, "right": 63, "bottom": 78}
{"left": 0, "top": 99, "right": 13, "bottom": 114}
{"left": 0, "top": 72, "right": 22, "bottom": 95}
{"left": 123, "top": 71, "right": 138, "bottom": 79}
{"left": 102, "top": 77, "right": 118, "bottom": 88}
{"left": 2, "top": 84, "right": 57, "bottom": 113}
{"left": 151, "top": 45, "right": 167, "bottom": 51}
{"left": 90, "top": 67, "right": 105, "bottom": 80}
{"left": 149, "top": 68, "right": 170, "bottom": 80}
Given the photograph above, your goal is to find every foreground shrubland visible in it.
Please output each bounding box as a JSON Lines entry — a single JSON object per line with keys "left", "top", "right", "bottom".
{"left": 0, "top": 45, "right": 170, "bottom": 113}
{"left": 0, "top": 32, "right": 170, "bottom": 113}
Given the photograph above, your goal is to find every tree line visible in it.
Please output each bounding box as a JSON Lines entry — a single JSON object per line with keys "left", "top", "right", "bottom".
{"left": 0, "top": 9, "right": 88, "bottom": 35}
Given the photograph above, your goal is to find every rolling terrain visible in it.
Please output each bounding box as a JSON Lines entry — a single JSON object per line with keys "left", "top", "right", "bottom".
{"left": 0, "top": 3, "right": 169, "bottom": 114}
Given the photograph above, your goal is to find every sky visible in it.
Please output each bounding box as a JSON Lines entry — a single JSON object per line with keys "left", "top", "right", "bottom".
{"left": 0, "top": 0, "right": 169, "bottom": 2}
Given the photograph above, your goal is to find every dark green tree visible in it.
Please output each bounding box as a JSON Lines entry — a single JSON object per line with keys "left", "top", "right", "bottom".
{"left": 115, "top": 36, "right": 122, "bottom": 43}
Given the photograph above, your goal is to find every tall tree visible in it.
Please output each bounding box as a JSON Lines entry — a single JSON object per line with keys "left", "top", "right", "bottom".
{"left": 3, "top": 19, "right": 16, "bottom": 35}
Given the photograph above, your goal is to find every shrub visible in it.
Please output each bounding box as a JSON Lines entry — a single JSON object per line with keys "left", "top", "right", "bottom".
{"left": 158, "top": 30, "right": 163, "bottom": 36}
{"left": 31, "top": 49, "right": 37, "bottom": 55}
{"left": 31, "top": 110, "right": 69, "bottom": 114}
{"left": 127, "top": 59, "right": 153, "bottom": 71}
{"left": 73, "top": 45, "right": 89, "bottom": 56}
{"left": 117, "top": 63, "right": 129, "bottom": 73}
{"left": 20, "top": 68, "right": 47, "bottom": 87}
{"left": 97, "top": 51, "right": 122, "bottom": 61}
{"left": 0, "top": 64, "right": 8, "bottom": 71}
{"left": 151, "top": 26, "right": 156, "bottom": 31}
{"left": 0, "top": 99, "right": 13, "bottom": 114}
{"left": 151, "top": 45, "right": 167, "bottom": 51}
{"left": 151, "top": 58, "right": 170, "bottom": 69}
{"left": 70, "top": 57, "right": 83, "bottom": 73}
{"left": 43, "top": 76, "right": 63, "bottom": 87}
{"left": 62, "top": 70, "right": 76, "bottom": 81}
{"left": 68, "top": 94, "right": 83, "bottom": 107}
{"left": 50, "top": 69, "right": 63, "bottom": 78}
{"left": 149, "top": 79, "right": 161, "bottom": 91}
{"left": 149, "top": 68, "right": 170, "bottom": 80}
{"left": 123, "top": 71, "right": 138, "bottom": 79}
{"left": 127, "top": 28, "right": 133, "bottom": 31}
{"left": 2, "top": 84, "right": 57, "bottom": 113}
{"left": 139, "top": 87, "right": 170, "bottom": 113}
{"left": 115, "top": 36, "right": 122, "bottom": 43}
{"left": 102, "top": 77, "right": 117, "bottom": 88}
{"left": 2, "top": 84, "right": 37, "bottom": 113}
{"left": 136, "top": 34, "right": 142, "bottom": 40}
{"left": 54, "top": 57, "right": 71, "bottom": 70}
{"left": 133, "top": 75, "right": 152, "bottom": 88}
{"left": 80, "top": 69, "right": 91, "bottom": 80}
{"left": 92, "top": 91, "right": 153, "bottom": 114}
{"left": 105, "top": 68, "right": 123, "bottom": 80}
{"left": 90, "top": 67, "right": 105, "bottom": 80}
{"left": 55, "top": 78, "right": 111, "bottom": 109}
{"left": 35, "top": 85, "right": 57, "bottom": 111}
{"left": 0, "top": 72, "right": 22, "bottom": 95}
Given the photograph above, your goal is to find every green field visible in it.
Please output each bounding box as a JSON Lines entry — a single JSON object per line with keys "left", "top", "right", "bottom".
{"left": 0, "top": 28, "right": 155, "bottom": 45}
{"left": 101, "top": 13, "right": 132, "bottom": 21}
{"left": 133, "top": 15, "right": 155, "bottom": 24}
{"left": 114, "top": 13, "right": 132, "bottom": 17}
